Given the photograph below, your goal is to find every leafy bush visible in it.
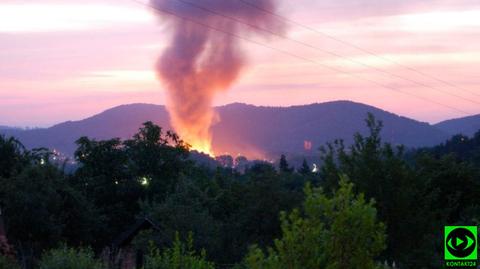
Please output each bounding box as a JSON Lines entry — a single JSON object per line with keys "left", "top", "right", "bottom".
{"left": 38, "top": 246, "right": 104, "bottom": 269}
{"left": 144, "top": 232, "right": 215, "bottom": 269}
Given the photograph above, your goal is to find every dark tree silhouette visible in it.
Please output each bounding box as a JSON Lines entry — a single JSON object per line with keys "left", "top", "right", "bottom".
{"left": 279, "top": 154, "right": 293, "bottom": 173}
{"left": 298, "top": 158, "right": 311, "bottom": 175}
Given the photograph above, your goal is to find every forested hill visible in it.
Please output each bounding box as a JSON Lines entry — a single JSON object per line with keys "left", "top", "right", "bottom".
{"left": 435, "top": 114, "right": 480, "bottom": 137}
{"left": 0, "top": 101, "right": 454, "bottom": 157}
{"left": 213, "top": 101, "right": 448, "bottom": 155}
{"left": 422, "top": 131, "right": 480, "bottom": 164}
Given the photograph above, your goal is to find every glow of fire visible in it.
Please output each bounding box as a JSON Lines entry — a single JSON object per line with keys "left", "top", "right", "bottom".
{"left": 165, "top": 94, "right": 220, "bottom": 157}
{"left": 188, "top": 137, "right": 214, "bottom": 156}
{"left": 168, "top": 111, "right": 215, "bottom": 156}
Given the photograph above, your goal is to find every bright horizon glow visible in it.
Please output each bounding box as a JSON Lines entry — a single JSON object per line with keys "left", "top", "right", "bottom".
{"left": 0, "top": 4, "right": 153, "bottom": 32}
{"left": 1, "top": 0, "right": 480, "bottom": 127}
{"left": 398, "top": 10, "right": 480, "bottom": 32}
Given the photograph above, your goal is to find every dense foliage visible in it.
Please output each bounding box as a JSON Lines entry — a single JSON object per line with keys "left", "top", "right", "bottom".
{"left": 320, "top": 115, "right": 480, "bottom": 267}
{"left": 0, "top": 117, "right": 479, "bottom": 268}
{"left": 245, "top": 177, "right": 385, "bottom": 269}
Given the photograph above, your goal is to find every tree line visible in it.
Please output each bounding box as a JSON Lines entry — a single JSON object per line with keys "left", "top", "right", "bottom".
{"left": 0, "top": 115, "right": 479, "bottom": 268}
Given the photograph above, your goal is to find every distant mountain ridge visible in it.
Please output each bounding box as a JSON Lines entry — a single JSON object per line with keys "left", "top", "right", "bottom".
{"left": 435, "top": 114, "right": 480, "bottom": 137}
{"left": 1, "top": 101, "right": 476, "bottom": 158}
{"left": 213, "top": 101, "right": 448, "bottom": 157}
{"left": 1, "top": 104, "right": 171, "bottom": 156}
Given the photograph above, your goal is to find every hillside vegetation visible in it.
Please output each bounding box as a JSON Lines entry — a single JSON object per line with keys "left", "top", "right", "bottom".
{"left": 0, "top": 115, "right": 479, "bottom": 268}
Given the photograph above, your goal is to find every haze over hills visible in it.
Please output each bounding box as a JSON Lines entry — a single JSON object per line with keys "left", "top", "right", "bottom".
{"left": 1, "top": 100, "right": 478, "bottom": 159}
{"left": 0, "top": 126, "right": 21, "bottom": 130}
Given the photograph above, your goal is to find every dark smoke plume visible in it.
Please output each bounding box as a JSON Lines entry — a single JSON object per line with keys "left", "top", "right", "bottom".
{"left": 150, "top": 0, "right": 285, "bottom": 154}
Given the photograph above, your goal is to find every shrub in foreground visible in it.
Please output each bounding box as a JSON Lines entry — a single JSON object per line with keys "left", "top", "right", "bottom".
{"left": 38, "top": 246, "right": 104, "bottom": 269}
{"left": 144, "top": 233, "right": 215, "bottom": 269}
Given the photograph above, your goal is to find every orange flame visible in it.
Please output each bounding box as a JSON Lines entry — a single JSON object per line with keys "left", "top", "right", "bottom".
{"left": 178, "top": 124, "right": 215, "bottom": 156}
{"left": 168, "top": 106, "right": 216, "bottom": 157}
{"left": 190, "top": 140, "right": 214, "bottom": 156}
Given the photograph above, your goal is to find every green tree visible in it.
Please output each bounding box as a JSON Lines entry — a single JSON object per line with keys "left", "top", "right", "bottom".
{"left": 141, "top": 175, "right": 222, "bottom": 261}
{"left": 72, "top": 122, "right": 190, "bottom": 247}
{"left": 141, "top": 162, "right": 303, "bottom": 265}
{"left": 320, "top": 114, "right": 428, "bottom": 266}
{"left": 317, "top": 114, "right": 480, "bottom": 267}
{"left": 0, "top": 163, "right": 99, "bottom": 262}
{"left": 239, "top": 163, "right": 301, "bottom": 253}
{"left": 123, "top": 121, "right": 190, "bottom": 200}
{"left": 73, "top": 136, "right": 137, "bottom": 248}
{"left": 245, "top": 176, "right": 386, "bottom": 269}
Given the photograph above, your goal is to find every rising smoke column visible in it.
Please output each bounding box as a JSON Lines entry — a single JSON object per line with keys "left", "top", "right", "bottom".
{"left": 150, "top": 0, "right": 285, "bottom": 155}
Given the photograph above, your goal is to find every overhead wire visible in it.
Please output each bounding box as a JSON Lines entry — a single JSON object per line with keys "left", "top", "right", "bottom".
{"left": 238, "top": 0, "right": 480, "bottom": 99}
{"left": 130, "top": 0, "right": 473, "bottom": 115}
{"left": 174, "top": 0, "right": 480, "bottom": 106}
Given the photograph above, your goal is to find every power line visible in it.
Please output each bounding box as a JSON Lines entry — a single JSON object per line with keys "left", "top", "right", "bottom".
{"left": 131, "top": 0, "right": 472, "bottom": 115}
{"left": 238, "top": 0, "right": 480, "bottom": 98}
{"left": 174, "top": 0, "right": 480, "bottom": 106}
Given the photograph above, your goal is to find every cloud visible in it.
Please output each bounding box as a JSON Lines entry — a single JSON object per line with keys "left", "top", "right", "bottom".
{"left": 0, "top": 3, "right": 153, "bottom": 33}
{"left": 292, "top": 0, "right": 480, "bottom": 22}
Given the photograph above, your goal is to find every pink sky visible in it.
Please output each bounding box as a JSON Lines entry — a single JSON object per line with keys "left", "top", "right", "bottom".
{"left": 1, "top": 0, "right": 480, "bottom": 127}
